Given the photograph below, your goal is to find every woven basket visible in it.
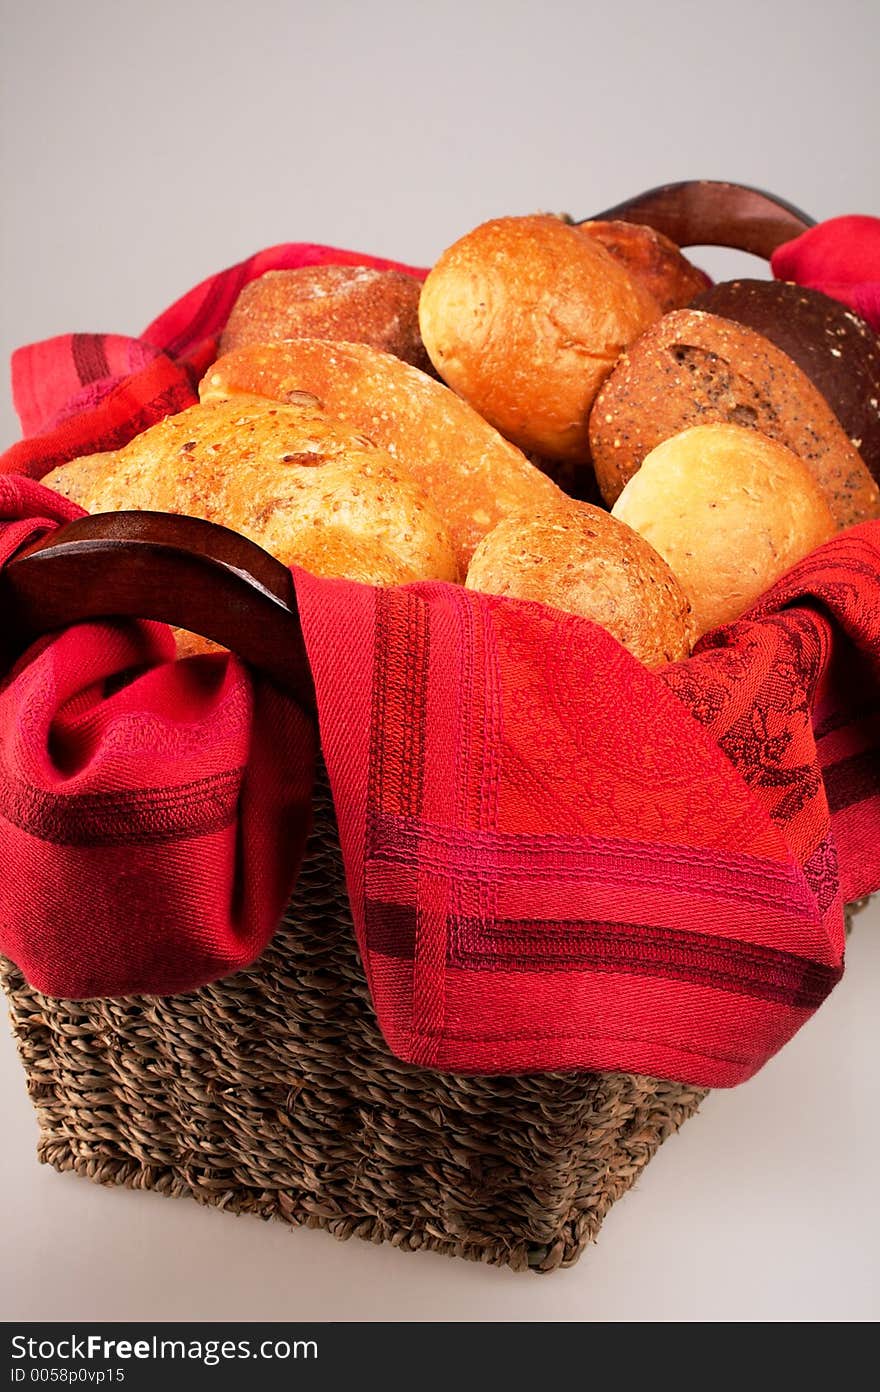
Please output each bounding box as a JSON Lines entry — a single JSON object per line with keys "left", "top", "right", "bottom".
{"left": 1, "top": 181, "right": 836, "bottom": 1271}
{"left": 1, "top": 763, "right": 706, "bottom": 1272}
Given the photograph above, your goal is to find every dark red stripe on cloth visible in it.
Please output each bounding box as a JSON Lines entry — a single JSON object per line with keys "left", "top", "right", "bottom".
{"left": 364, "top": 809, "right": 812, "bottom": 910}
{"left": 159, "top": 269, "right": 247, "bottom": 359}
{"left": 364, "top": 899, "right": 840, "bottom": 1010}
{"left": 71, "top": 333, "right": 111, "bottom": 385}
{"left": 0, "top": 768, "right": 244, "bottom": 845}
{"left": 824, "top": 747, "right": 880, "bottom": 813}
{"left": 368, "top": 587, "right": 430, "bottom": 821}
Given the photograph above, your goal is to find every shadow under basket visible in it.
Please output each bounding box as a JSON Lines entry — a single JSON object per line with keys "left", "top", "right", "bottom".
{"left": 1, "top": 763, "right": 708, "bottom": 1273}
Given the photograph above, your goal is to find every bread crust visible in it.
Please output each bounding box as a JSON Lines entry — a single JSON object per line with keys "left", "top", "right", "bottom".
{"left": 691, "top": 279, "right": 880, "bottom": 484}
{"left": 201, "top": 339, "right": 564, "bottom": 572}
{"left": 220, "top": 264, "right": 432, "bottom": 373}
{"left": 42, "top": 394, "right": 457, "bottom": 584}
{"left": 418, "top": 214, "right": 660, "bottom": 463}
{"left": 578, "top": 220, "right": 711, "bottom": 313}
{"left": 465, "top": 502, "right": 693, "bottom": 667}
{"left": 611, "top": 423, "right": 837, "bottom": 635}
{"left": 589, "top": 308, "right": 880, "bottom": 527}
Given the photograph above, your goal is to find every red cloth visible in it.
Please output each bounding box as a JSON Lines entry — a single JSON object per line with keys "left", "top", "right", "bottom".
{"left": 772, "top": 215, "right": 880, "bottom": 330}
{"left": 1, "top": 225, "right": 879, "bottom": 1089}
{"left": 302, "top": 536, "right": 880, "bottom": 1084}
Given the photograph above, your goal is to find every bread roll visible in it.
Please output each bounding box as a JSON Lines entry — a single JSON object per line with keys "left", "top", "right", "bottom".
{"left": 577, "top": 219, "right": 711, "bottom": 313}
{"left": 418, "top": 214, "right": 660, "bottom": 463}
{"left": 220, "top": 264, "right": 433, "bottom": 373}
{"left": 465, "top": 503, "right": 693, "bottom": 668}
{"left": 172, "top": 629, "right": 225, "bottom": 659}
{"left": 611, "top": 423, "right": 836, "bottom": 636}
{"left": 43, "top": 393, "right": 457, "bottom": 584}
{"left": 589, "top": 308, "right": 880, "bottom": 528}
{"left": 691, "top": 279, "right": 880, "bottom": 484}
{"left": 200, "top": 339, "right": 565, "bottom": 572}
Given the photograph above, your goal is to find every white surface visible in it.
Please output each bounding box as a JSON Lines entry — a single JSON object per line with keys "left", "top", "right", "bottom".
{"left": 2, "top": 0, "right": 879, "bottom": 1323}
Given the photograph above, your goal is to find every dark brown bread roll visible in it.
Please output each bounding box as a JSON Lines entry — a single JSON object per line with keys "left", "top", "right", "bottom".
{"left": 690, "top": 279, "right": 880, "bottom": 483}
{"left": 589, "top": 308, "right": 880, "bottom": 528}
{"left": 220, "top": 264, "right": 433, "bottom": 373}
{"left": 578, "top": 219, "right": 711, "bottom": 313}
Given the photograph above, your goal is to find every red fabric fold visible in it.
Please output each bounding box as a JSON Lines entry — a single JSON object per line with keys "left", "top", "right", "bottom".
{"left": 772, "top": 215, "right": 880, "bottom": 330}
{"left": 294, "top": 527, "right": 880, "bottom": 1087}
{"left": 1, "top": 219, "right": 879, "bottom": 1088}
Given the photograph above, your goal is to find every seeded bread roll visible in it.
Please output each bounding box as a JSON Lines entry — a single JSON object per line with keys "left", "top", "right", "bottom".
{"left": 589, "top": 308, "right": 880, "bottom": 528}
{"left": 200, "top": 339, "right": 565, "bottom": 572}
{"left": 578, "top": 219, "right": 711, "bottom": 313}
{"left": 611, "top": 423, "right": 836, "bottom": 636}
{"left": 42, "top": 394, "right": 457, "bottom": 584}
{"left": 690, "top": 279, "right": 880, "bottom": 483}
{"left": 220, "top": 264, "right": 433, "bottom": 373}
{"left": 418, "top": 214, "right": 660, "bottom": 463}
{"left": 465, "top": 503, "right": 694, "bottom": 668}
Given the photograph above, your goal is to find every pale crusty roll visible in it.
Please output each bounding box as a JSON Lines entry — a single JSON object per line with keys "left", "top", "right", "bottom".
{"left": 465, "top": 503, "right": 694, "bottom": 668}
{"left": 200, "top": 339, "right": 565, "bottom": 573}
{"left": 418, "top": 214, "right": 660, "bottom": 463}
{"left": 42, "top": 393, "right": 457, "bottom": 584}
{"left": 611, "top": 423, "right": 836, "bottom": 637}
{"left": 589, "top": 308, "right": 880, "bottom": 528}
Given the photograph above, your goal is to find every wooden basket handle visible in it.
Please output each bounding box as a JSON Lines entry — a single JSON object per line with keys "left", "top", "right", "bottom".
{"left": 582, "top": 179, "right": 815, "bottom": 258}
{"left": 2, "top": 511, "right": 316, "bottom": 709}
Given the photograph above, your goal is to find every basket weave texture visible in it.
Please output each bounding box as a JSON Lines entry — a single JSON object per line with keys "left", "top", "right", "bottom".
{"left": 1, "top": 763, "right": 707, "bottom": 1272}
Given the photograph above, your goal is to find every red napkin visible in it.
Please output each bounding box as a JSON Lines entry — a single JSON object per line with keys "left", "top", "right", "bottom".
{"left": 1, "top": 224, "right": 879, "bottom": 1089}
{"left": 772, "top": 215, "right": 880, "bottom": 330}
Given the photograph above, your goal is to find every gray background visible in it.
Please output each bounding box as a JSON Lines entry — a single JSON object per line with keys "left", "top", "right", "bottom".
{"left": 2, "top": 0, "right": 879, "bottom": 1321}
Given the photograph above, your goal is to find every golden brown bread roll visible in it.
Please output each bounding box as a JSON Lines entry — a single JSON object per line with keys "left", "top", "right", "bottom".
{"left": 43, "top": 393, "right": 457, "bottom": 584}
{"left": 220, "top": 264, "right": 433, "bottom": 373}
{"left": 200, "top": 339, "right": 565, "bottom": 572}
{"left": 577, "top": 219, "right": 711, "bottom": 313}
{"left": 465, "top": 503, "right": 694, "bottom": 668}
{"left": 589, "top": 308, "right": 880, "bottom": 528}
{"left": 172, "top": 629, "right": 226, "bottom": 659}
{"left": 610, "top": 423, "right": 836, "bottom": 636}
{"left": 418, "top": 214, "right": 660, "bottom": 463}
